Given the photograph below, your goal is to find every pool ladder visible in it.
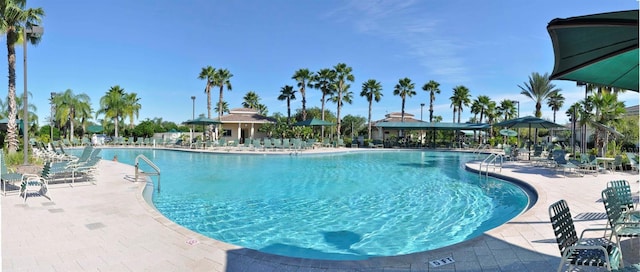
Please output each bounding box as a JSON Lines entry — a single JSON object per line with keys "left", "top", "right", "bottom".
{"left": 135, "top": 154, "right": 161, "bottom": 192}
{"left": 479, "top": 152, "right": 503, "bottom": 177}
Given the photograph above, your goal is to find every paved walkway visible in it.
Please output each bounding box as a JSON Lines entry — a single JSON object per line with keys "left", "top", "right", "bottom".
{"left": 2, "top": 150, "right": 639, "bottom": 271}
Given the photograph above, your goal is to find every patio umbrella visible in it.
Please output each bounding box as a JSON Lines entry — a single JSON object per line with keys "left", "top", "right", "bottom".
{"left": 182, "top": 116, "right": 221, "bottom": 140}
{"left": 87, "top": 125, "right": 103, "bottom": 133}
{"left": 292, "top": 118, "right": 335, "bottom": 127}
{"left": 494, "top": 116, "right": 565, "bottom": 160}
{"left": 499, "top": 129, "right": 518, "bottom": 137}
{"left": 547, "top": 9, "right": 639, "bottom": 91}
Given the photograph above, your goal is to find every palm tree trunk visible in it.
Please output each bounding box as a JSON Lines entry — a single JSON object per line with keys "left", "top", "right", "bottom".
{"left": 367, "top": 98, "right": 372, "bottom": 140}
{"left": 6, "top": 35, "right": 18, "bottom": 153}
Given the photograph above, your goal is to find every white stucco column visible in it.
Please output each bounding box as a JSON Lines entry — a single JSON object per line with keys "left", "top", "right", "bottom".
{"left": 237, "top": 123, "right": 242, "bottom": 142}
{"left": 251, "top": 123, "right": 255, "bottom": 139}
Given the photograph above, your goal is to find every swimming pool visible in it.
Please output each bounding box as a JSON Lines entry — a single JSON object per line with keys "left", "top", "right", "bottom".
{"left": 95, "top": 149, "right": 530, "bottom": 260}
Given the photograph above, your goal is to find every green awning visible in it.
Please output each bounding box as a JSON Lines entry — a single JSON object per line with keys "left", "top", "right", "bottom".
{"left": 373, "top": 122, "right": 490, "bottom": 130}
{"left": 547, "top": 10, "right": 639, "bottom": 91}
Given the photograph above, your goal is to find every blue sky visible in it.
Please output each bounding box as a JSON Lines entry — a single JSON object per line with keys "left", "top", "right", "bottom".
{"left": 5, "top": 0, "right": 639, "bottom": 127}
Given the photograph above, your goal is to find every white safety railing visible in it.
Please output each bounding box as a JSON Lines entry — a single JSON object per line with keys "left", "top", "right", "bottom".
{"left": 134, "top": 154, "right": 161, "bottom": 192}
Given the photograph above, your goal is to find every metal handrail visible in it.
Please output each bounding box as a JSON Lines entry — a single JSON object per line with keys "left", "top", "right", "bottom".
{"left": 135, "top": 154, "right": 161, "bottom": 192}
{"left": 479, "top": 152, "right": 503, "bottom": 177}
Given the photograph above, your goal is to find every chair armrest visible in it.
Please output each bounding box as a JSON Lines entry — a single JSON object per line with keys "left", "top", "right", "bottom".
{"left": 579, "top": 227, "right": 613, "bottom": 239}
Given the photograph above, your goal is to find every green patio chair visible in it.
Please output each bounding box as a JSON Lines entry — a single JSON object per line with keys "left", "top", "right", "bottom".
{"left": 601, "top": 187, "right": 640, "bottom": 268}
{"left": 1, "top": 153, "right": 26, "bottom": 195}
{"left": 606, "top": 180, "right": 639, "bottom": 219}
{"left": 549, "top": 199, "right": 622, "bottom": 272}
{"left": 625, "top": 152, "right": 639, "bottom": 172}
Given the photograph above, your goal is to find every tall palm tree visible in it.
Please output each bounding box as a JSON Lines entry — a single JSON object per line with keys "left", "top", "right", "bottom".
{"left": 518, "top": 72, "right": 560, "bottom": 118}
{"left": 393, "top": 77, "right": 416, "bottom": 122}
{"left": 1, "top": 0, "right": 44, "bottom": 153}
{"left": 96, "top": 85, "right": 127, "bottom": 138}
{"left": 332, "top": 63, "right": 354, "bottom": 138}
{"left": 518, "top": 72, "right": 560, "bottom": 144}
{"left": 450, "top": 85, "right": 471, "bottom": 124}
{"left": 422, "top": 80, "right": 440, "bottom": 123}
{"left": 360, "top": 79, "right": 383, "bottom": 140}
{"left": 278, "top": 85, "right": 296, "bottom": 125}
{"left": 475, "top": 95, "right": 491, "bottom": 123}
{"left": 197, "top": 66, "right": 216, "bottom": 119}
{"left": 292, "top": 68, "right": 313, "bottom": 120}
{"left": 213, "top": 68, "right": 233, "bottom": 119}
{"left": 498, "top": 99, "right": 517, "bottom": 121}
{"left": 312, "top": 68, "right": 336, "bottom": 122}
{"left": 242, "top": 91, "right": 260, "bottom": 109}
{"left": 124, "top": 92, "right": 141, "bottom": 129}
{"left": 54, "top": 89, "right": 90, "bottom": 141}
{"left": 590, "top": 92, "right": 626, "bottom": 155}
{"left": 547, "top": 91, "right": 565, "bottom": 123}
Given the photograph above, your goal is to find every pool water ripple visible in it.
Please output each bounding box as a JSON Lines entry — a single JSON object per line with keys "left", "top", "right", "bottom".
{"left": 91, "top": 149, "right": 529, "bottom": 260}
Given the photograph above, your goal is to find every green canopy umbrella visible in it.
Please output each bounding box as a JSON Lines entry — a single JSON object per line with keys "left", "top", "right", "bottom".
{"left": 547, "top": 9, "right": 639, "bottom": 91}
{"left": 292, "top": 118, "right": 335, "bottom": 127}
{"left": 87, "top": 125, "right": 103, "bottom": 133}
{"left": 495, "top": 116, "right": 565, "bottom": 160}
{"left": 499, "top": 129, "right": 518, "bottom": 137}
{"left": 182, "top": 116, "right": 221, "bottom": 140}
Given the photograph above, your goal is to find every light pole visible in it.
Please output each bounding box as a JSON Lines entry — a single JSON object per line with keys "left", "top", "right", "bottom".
{"left": 191, "top": 96, "right": 196, "bottom": 141}
{"left": 511, "top": 100, "right": 520, "bottom": 146}
{"left": 420, "top": 103, "right": 425, "bottom": 146}
{"left": 50, "top": 92, "right": 56, "bottom": 142}
{"left": 23, "top": 25, "right": 44, "bottom": 165}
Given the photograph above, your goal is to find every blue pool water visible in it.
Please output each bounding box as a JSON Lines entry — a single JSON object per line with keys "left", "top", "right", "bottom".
{"left": 92, "top": 149, "right": 529, "bottom": 260}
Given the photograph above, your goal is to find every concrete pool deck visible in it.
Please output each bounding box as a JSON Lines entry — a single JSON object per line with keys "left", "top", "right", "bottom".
{"left": 2, "top": 148, "right": 639, "bottom": 271}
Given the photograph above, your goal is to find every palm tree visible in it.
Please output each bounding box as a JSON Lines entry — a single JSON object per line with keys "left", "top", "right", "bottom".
{"left": 124, "top": 92, "right": 141, "bottom": 129}
{"left": 518, "top": 72, "right": 560, "bottom": 118}
{"left": 278, "top": 85, "right": 296, "bottom": 125}
{"left": 332, "top": 63, "right": 354, "bottom": 138}
{"left": 590, "top": 91, "right": 626, "bottom": 155}
{"left": 519, "top": 72, "right": 560, "bottom": 144}
{"left": 498, "top": 99, "right": 517, "bottom": 121}
{"left": 1, "top": 0, "right": 44, "bottom": 153}
{"left": 393, "top": 77, "right": 416, "bottom": 122}
{"left": 450, "top": 85, "right": 471, "bottom": 124}
{"left": 214, "top": 101, "right": 230, "bottom": 115}
{"left": 54, "top": 89, "right": 90, "bottom": 141}
{"left": 197, "top": 66, "right": 216, "bottom": 119}
{"left": 292, "top": 68, "right": 313, "bottom": 120}
{"left": 547, "top": 91, "right": 565, "bottom": 123}
{"left": 312, "top": 68, "right": 336, "bottom": 122}
{"left": 422, "top": 80, "right": 440, "bottom": 123}
{"left": 242, "top": 91, "right": 260, "bottom": 109}
{"left": 213, "top": 68, "right": 233, "bottom": 119}
{"left": 450, "top": 85, "right": 471, "bottom": 143}
{"left": 360, "top": 79, "right": 383, "bottom": 140}
{"left": 96, "top": 85, "right": 127, "bottom": 138}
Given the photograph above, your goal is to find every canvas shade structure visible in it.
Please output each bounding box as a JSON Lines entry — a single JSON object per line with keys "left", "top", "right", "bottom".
{"left": 292, "top": 118, "right": 335, "bottom": 127}
{"left": 494, "top": 116, "right": 565, "bottom": 160}
{"left": 547, "top": 9, "right": 639, "bottom": 91}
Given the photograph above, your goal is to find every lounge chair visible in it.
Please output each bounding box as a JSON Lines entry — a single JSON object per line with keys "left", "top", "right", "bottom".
{"left": 549, "top": 199, "right": 622, "bottom": 271}
{"left": 625, "top": 152, "right": 639, "bottom": 172}
{"left": 552, "top": 150, "right": 582, "bottom": 177}
{"left": 611, "top": 155, "right": 623, "bottom": 172}
{"left": 1, "top": 153, "right": 26, "bottom": 195}
{"left": 601, "top": 187, "right": 640, "bottom": 268}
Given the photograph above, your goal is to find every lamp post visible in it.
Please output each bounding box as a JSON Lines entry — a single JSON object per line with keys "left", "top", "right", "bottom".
{"left": 50, "top": 92, "right": 56, "bottom": 142}
{"left": 22, "top": 25, "right": 44, "bottom": 165}
{"left": 191, "top": 96, "right": 196, "bottom": 141}
{"left": 511, "top": 100, "right": 520, "bottom": 145}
